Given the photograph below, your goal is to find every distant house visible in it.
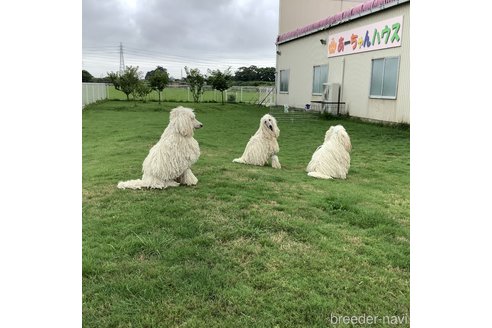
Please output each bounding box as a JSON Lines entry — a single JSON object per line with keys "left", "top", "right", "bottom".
{"left": 276, "top": 0, "right": 410, "bottom": 123}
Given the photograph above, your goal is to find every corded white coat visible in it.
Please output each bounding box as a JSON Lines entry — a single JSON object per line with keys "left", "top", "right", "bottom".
{"left": 306, "top": 125, "right": 352, "bottom": 179}
{"left": 117, "top": 106, "right": 203, "bottom": 189}
{"left": 233, "top": 114, "right": 281, "bottom": 169}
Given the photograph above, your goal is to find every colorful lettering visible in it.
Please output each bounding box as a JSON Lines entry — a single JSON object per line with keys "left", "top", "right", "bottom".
{"left": 338, "top": 36, "right": 345, "bottom": 52}
{"left": 381, "top": 25, "right": 391, "bottom": 44}
{"left": 328, "top": 38, "right": 337, "bottom": 54}
{"left": 363, "top": 30, "right": 371, "bottom": 48}
{"left": 372, "top": 28, "right": 381, "bottom": 45}
{"left": 391, "top": 22, "right": 401, "bottom": 42}
{"left": 350, "top": 33, "right": 358, "bottom": 50}
{"left": 327, "top": 16, "right": 403, "bottom": 57}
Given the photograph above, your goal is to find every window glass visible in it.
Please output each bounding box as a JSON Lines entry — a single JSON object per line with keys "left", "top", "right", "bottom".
{"left": 312, "top": 65, "right": 328, "bottom": 94}
{"left": 370, "top": 59, "right": 384, "bottom": 96}
{"left": 382, "top": 57, "right": 399, "bottom": 97}
{"left": 280, "top": 70, "right": 289, "bottom": 92}
{"left": 370, "top": 57, "right": 399, "bottom": 98}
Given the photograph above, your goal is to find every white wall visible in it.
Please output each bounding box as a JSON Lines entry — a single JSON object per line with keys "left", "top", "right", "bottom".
{"left": 279, "top": 0, "right": 354, "bottom": 34}
{"left": 276, "top": 3, "right": 410, "bottom": 123}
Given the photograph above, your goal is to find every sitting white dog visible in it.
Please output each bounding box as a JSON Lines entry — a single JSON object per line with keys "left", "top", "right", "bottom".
{"left": 306, "top": 125, "right": 352, "bottom": 179}
{"left": 117, "top": 106, "right": 203, "bottom": 189}
{"left": 233, "top": 114, "right": 281, "bottom": 169}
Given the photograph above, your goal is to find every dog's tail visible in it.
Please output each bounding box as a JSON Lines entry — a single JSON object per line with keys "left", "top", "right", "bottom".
{"left": 307, "top": 171, "right": 333, "bottom": 180}
{"left": 117, "top": 179, "right": 147, "bottom": 189}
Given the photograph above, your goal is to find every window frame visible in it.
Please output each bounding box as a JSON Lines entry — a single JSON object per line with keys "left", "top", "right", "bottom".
{"left": 312, "top": 64, "right": 328, "bottom": 95}
{"left": 279, "top": 69, "right": 290, "bottom": 93}
{"left": 369, "top": 56, "right": 400, "bottom": 100}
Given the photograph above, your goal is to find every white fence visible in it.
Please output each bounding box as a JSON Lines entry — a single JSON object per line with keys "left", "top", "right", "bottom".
{"left": 97, "top": 83, "right": 276, "bottom": 105}
{"left": 258, "top": 87, "right": 275, "bottom": 107}
{"left": 82, "top": 83, "right": 108, "bottom": 107}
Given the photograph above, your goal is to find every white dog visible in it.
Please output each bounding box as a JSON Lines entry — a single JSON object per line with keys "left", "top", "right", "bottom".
{"left": 233, "top": 114, "right": 281, "bottom": 169}
{"left": 306, "top": 125, "right": 352, "bottom": 179}
{"left": 117, "top": 106, "right": 203, "bottom": 189}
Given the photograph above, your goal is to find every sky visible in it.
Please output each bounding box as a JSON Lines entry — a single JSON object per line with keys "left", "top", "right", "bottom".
{"left": 82, "top": 0, "right": 279, "bottom": 79}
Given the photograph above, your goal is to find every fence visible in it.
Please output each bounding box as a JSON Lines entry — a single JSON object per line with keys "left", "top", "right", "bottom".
{"left": 310, "top": 101, "right": 347, "bottom": 116}
{"left": 107, "top": 84, "right": 274, "bottom": 105}
{"left": 258, "top": 87, "right": 275, "bottom": 107}
{"left": 82, "top": 83, "right": 108, "bottom": 107}
{"left": 270, "top": 93, "right": 346, "bottom": 123}
{"left": 269, "top": 106, "right": 322, "bottom": 123}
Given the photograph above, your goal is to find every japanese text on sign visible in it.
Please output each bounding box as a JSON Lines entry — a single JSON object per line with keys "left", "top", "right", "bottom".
{"left": 327, "top": 16, "right": 403, "bottom": 57}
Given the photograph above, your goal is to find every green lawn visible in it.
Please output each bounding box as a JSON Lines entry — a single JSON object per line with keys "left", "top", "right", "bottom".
{"left": 108, "top": 85, "right": 261, "bottom": 103}
{"left": 83, "top": 101, "right": 410, "bottom": 327}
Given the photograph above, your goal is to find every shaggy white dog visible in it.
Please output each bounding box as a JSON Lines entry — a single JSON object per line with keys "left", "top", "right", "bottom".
{"left": 306, "top": 125, "right": 352, "bottom": 179}
{"left": 233, "top": 114, "right": 281, "bottom": 169}
{"left": 117, "top": 106, "right": 203, "bottom": 189}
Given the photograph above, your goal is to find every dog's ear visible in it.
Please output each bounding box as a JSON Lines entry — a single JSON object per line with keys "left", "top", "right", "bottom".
{"left": 173, "top": 111, "right": 194, "bottom": 137}
{"left": 336, "top": 128, "right": 352, "bottom": 152}
{"left": 324, "top": 126, "right": 335, "bottom": 142}
{"left": 170, "top": 108, "right": 178, "bottom": 121}
{"left": 269, "top": 116, "right": 280, "bottom": 138}
{"left": 169, "top": 106, "right": 183, "bottom": 121}
{"left": 274, "top": 122, "right": 280, "bottom": 138}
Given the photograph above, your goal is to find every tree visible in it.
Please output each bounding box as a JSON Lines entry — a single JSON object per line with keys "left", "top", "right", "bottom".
{"left": 82, "top": 70, "right": 93, "bottom": 82}
{"left": 184, "top": 67, "right": 205, "bottom": 102}
{"left": 93, "top": 76, "right": 111, "bottom": 83}
{"left": 207, "top": 67, "right": 232, "bottom": 104}
{"left": 234, "top": 66, "right": 258, "bottom": 82}
{"left": 147, "top": 66, "right": 170, "bottom": 104}
{"left": 233, "top": 65, "right": 275, "bottom": 82}
{"left": 107, "top": 66, "right": 141, "bottom": 101}
{"left": 134, "top": 80, "right": 152, "bottom": 103}
{"left": 257, "top": 67, "right": 275, "bottom": 82}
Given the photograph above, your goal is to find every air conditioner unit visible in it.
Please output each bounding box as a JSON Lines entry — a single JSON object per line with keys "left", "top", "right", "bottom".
{"left": 322, "top": 83, "right": 341, "bottom": 114}
{"left": 323, "top": 83, "right": 340, "bottom": 102}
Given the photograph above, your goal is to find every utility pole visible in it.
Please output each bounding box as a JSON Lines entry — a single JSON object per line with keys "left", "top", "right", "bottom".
{"left": 119, "top": 42, "right": 125, "bottom": 74}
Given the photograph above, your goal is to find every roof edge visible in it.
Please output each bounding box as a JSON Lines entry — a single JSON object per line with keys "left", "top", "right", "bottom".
{"left": 276, "top": 0, "right": 410, "bottom": 45}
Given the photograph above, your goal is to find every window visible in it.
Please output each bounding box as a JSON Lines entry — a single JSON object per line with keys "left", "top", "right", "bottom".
{"left": 279, "top": 69, "right": 289, "bottom": 93}
{"left": 370, "top": 57, "right": 400, "bottom": 99}
{"left": 312, "top": 65, "right": 328, "bottom": 94}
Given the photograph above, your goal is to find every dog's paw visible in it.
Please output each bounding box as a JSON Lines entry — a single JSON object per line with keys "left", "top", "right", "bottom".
{"left": 166, "top": 181, "right": 181, "bottom": 188}
{"left": 271, "top": 155, "right": 281, "bottom": 169}
{"left": 272, "top": 162, "right": 281, "bottom": 169}
{"left": 182, "top": 177, "right": 198, "bottom": 186}
{"left": 307, "top": 171, "right": 333, "bottom": 179}
{"left": 178, "top": 170, "right": 198, "bottom": 186}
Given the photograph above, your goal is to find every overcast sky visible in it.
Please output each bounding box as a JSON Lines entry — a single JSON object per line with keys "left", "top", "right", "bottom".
{"left": 82, "top": 0, "right": 279, "bottom": 79}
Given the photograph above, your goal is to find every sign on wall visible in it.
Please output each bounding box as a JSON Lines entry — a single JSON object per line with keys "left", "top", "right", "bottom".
{"left": 327, "top": 16, "right": 403, "bottom": 57}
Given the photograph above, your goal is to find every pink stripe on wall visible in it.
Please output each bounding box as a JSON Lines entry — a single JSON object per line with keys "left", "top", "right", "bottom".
{"left": 277, "top": 0, "right": 402, "bottom": 44}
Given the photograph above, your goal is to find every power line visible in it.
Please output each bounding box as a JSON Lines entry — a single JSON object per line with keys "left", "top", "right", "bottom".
{"left": 83, "top": 43, "right": 273, "bottom": 63}
{"left": 82, "top": 43, "right": 275, "bottom": 77}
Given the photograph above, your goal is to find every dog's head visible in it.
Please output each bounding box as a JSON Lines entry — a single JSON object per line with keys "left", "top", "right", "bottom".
{"left": 325, "top": 125, "right": 351, "bottom": 152}
{"left": 170, "top": 106, "right": 203, "bottom": 137}
{"left": 260, "top": 114, "right": 280, "bottom": 138}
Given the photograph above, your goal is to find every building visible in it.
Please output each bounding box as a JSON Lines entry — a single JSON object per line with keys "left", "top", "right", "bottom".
{"left": 275, "top": 0, "right": 410, "bottom": 123}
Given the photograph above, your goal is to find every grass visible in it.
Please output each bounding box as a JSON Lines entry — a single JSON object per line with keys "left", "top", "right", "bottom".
{"left": 83, "top": 100, "right": 410, "bottom": 327}
{"left": 108, "top": 85, "right": 261, "bottom": 103}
